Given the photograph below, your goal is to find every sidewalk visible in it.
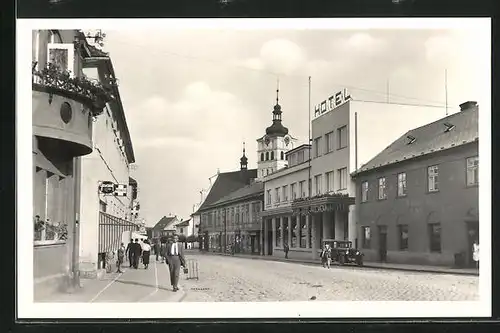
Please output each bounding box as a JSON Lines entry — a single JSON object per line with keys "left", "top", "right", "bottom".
{"left": 35, "top": 257, "right": 186, "bottom": 302}
{"left": 192, "top": 250, "right": 479, "bottom": 276}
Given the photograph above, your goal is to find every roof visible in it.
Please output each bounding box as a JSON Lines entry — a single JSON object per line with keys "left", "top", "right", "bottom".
{"left": 354, "top": 106, "right": 479, "bottom": 175}
{"left": 285, "top": 143, "right": 311, "bottom": 156}
{"left": 194, "top": 169, "right": 258, "bottom": 214}
{"left": 152, "top": 216, "right": 177, "bottom": 231}
{"left": 210, "top": 181, "right": 264, "bottom": 207}
{"left": 176, "top": 220, "right": 191, "bottom": 227}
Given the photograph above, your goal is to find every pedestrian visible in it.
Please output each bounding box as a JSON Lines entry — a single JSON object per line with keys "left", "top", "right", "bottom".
{"left": 154, "top": 241, "right": 160, "bottom": 262}
{"left": 132, "top": 238, "right": 142, "bottom": 269}
{"left": 320, "top": 244, "right": 332, "bottom": 269}
{"left": 472, "top": 240, "right": 479, "bottom": 269}
{"left": 142, "top": 239, "right": 151, "bottom": 269}
{"left": 165, "top": 234, "right": 186, "bottom": 292}
{"left": 105, "top": 250, "right": 114, "bottom": 273}
{"left": 283, "top": 242, "right": 289, "bottom": 259}
{"left": 126, "top": 239, "right": 134, "bottom": 267}
{"left": 117, "top": 242, "right": 125, "bottom": 273}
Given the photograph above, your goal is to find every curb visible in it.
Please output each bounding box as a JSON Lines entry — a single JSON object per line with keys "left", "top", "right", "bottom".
{"left": 195, "top": 251, "right": 479, "bottom": 277}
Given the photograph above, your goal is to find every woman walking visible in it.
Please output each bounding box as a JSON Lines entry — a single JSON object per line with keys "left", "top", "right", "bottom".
{"left": 320, "top": 244, "right": 332, "bottom": 269}
{"left": 142, "top": 239, "right": 151, "bottom": 269}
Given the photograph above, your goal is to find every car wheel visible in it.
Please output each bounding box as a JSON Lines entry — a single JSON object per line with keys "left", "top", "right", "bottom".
{"left": 357, "top": 257, "right": 363, "bottom": 266}
{"left": 339, "top": 255, "right": 345, "bottom": 265}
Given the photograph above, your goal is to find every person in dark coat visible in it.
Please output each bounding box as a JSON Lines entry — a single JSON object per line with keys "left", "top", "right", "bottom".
{"left": 283, "top": 242, "right": 290, "bottom": 259}
{"left": 165, "top": 235, "right": 186, "bottom": 292}
{"left": 154, "top": 241, "right": 160, "bottom": 261}
{"left": 132, "top": 239, "right": 142, "bottom": 269}
{"left": 125, "top": 239, "right": 134, "bottom": 267}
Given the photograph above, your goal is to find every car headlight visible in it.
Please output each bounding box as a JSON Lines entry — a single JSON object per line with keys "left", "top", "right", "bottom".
{"left": 356, "top": 251, "right": 360, "bottom": 255}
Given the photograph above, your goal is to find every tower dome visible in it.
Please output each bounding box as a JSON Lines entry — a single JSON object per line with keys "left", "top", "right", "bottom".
{"left": 265, "top": 82, "right": 289, "bottom": 137}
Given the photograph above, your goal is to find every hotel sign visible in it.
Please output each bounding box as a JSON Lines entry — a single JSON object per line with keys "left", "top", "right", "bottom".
{"left": 314, "top": 89, "right": 351, "bottom": 117}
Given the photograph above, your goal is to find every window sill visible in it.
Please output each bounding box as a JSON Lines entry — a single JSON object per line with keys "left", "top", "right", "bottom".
{"left": 337, "top": 146, "right": 347, "bottom": 151}
{"left": 427, "top": 190, "right": 440, "bottom": 194}
{"left": 34, "top": 240, "right": 66, "bottom": 247}
{"left": 396, "top": 194, "right": 407, "bottom": 199}
{"left": 466, "top": 183, "right": 479, "bottom": 188}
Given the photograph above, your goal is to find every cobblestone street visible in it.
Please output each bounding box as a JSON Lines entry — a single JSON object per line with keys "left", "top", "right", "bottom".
{"left": 180, "top": 253, "right": 479, "bottom": 302}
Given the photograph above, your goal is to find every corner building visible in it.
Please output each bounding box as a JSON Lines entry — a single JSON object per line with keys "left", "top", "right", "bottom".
{"left": 352, "top": 102, "right": 479, "bottom": 267}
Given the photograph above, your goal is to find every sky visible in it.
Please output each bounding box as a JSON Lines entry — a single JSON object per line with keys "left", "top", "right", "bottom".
{"left": 95, "top": 22, "right": 489, "bottom": 226}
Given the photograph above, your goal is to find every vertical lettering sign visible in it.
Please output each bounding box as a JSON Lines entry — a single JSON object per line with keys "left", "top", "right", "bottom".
{"left": 314, "top": 89, "right": 351, "bottom": 117}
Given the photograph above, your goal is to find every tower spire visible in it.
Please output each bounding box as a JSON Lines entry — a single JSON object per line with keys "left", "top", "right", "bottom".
{"left": 276, "top": 77, "right": 280, "bottom": 105}
{"left": 240, "top": 141, "right": 248, "bottom": 170}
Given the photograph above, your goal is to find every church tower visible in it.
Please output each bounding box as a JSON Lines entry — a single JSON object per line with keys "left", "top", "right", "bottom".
{"left": 256, "top": 80, "right": 297, "bottom": 180}
{"left": 240, "top": 142, "right": 248, "bottom": 170}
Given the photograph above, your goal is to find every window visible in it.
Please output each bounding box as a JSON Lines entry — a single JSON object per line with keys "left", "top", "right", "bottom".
{"left": 299, "top": 216, "right": 307, "bottom": 248}
{"left": 325, "top": 131, "right": 334, "bottom": 153}
{"left": 428, "top": 223, "right": 441, "bottom": 253}
{"left": 337, "top": 125, "right": 348, "bottom": 149}
{"left": 378, "top": 177, "right": 387, "bottom": 200}
{"left": 266, "top": 189, "right": 272, "bottom": 205}
{"left": 338, "top": 167, "right": 348, "bottom": 190}
{"left": 326, "top": 171, "right": 334, "bottom": 192}
{"left": 397, "top": 172, "right": 407, "bottom": 197}
{"left": 291, "top": 217, "right": 298, "bottom": 248}
{"left": 275, "top": 219, "right": 281, "bottom": 247}
{"left": 266, "top": 152, "right": 269, "bottom": 161}
{"left": 467, "top": 156, "right": 479, "bottom": 186}
{"left": 260, "top": 153, "right": 264, "bottom": 161}
{"left": 428, "top": 165, "right": 439, "bottom": 192}
{"left": 314, "top": 137, "right": 322, "bottom": 158}
{"left": 314, "top": 174, "right": 322, "bottom": 195}
{"left": 299, "top": 181, "right": 306, "bottom": 198}
{"left": 281, "top": 151, "right": 284, "bottom": 160}
{"left": 361, "top": 181, "right": 368, "bottom": 202}
{"left": 308, "top": 219, "right": 312, "bottom": 248}
{"left": 399, "top": 225, "right": 409, "bottom": 250}
{"left": 282, "top": 185, "right": 288, "bottom": 201}
{"left": 291, "top": 183, "right": 297, "bottom": 200}
{"left": 362, "top": 226, "right": 371, "bottom": 248}
{"left": 275, "top": 188, "right": 280, "bottom": 203}
{"left": 47, "top": 43, "right": 75, "bottom": 75}
{"left": 283, "top": 218, "right": 289, "bottom": 245}
{"left": 271, "top": 151, "right": 274, "bottom": 160}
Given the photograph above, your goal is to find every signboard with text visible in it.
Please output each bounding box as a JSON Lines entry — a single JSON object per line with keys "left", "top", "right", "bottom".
{"left": 314, "top": 89, "right": 352, "bottom": 118}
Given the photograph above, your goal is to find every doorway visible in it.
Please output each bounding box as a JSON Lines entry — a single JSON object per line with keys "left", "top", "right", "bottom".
{"left": 466, "top": 221, "right": 479, "bottom": 267}
{"left": 378, "top": 225, "right": 388, "bottom": 263}
{"left": 267, "top": 219, "right": 273, "bottom": 255}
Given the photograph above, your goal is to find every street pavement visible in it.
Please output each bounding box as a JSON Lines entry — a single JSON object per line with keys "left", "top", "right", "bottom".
{"left": 180, "top": 253, "right": 479, "bottom": 302}
{"left": 36, "top": 257, "right": 185, "bottom": 303}
{"left": 36, "top": 253, "right": 479, "bottom": 302}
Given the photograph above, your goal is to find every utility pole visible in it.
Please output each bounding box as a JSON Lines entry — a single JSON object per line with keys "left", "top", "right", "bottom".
{"left": 445, "top": 69, "right": 448, "bottom": 116}
{"left": 308, "top": 76, "right": 312, "bottom": 199}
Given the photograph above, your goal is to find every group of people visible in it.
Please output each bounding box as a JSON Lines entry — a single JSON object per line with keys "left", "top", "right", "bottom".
{"left": 115, "top": 235, "right": 187, "bottom": 292}
{"left": 115, "top": 238, "right": 152, "bottom": 273}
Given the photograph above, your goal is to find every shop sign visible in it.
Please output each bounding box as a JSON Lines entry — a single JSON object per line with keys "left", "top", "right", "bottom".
{"left": 314, "top": 89, "right": 351, "bottom": 118}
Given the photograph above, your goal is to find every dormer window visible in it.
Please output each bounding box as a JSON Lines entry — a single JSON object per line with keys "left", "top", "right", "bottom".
{"left": 444, "top": 122, "right": 455, "bottom": 132}
{"left": 406, "top": 135, "right": 416, "bottom": 145}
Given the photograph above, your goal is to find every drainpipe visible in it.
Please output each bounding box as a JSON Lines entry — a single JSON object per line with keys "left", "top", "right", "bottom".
{"left": 71, "top": 156, "right": 81, "bottom": 289}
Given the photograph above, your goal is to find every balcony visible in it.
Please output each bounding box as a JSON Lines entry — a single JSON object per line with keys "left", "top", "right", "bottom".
{"left": 32, "top": 62, "right": 115, "bottom": 157}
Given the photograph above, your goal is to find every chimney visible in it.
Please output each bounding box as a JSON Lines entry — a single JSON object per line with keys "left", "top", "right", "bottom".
{"left": 459, "top": 101, "right": 478, "bottom": 112}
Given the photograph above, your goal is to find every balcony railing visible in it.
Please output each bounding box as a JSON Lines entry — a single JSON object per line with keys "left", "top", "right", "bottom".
{"left": 32, "top": 62, "right": 115, "bottom": 116}
{"left": 292, "top": 192, "right": 350, "bottom": 203}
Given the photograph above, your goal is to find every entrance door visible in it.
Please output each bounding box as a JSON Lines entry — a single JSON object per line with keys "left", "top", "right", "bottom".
{"left": 378, "top": 225, "right": 388, "bottom": 262}
{"left": 466, "top": 221, "right": 479, "bottom": 267}
{"left": 267, "top": 219, "right": 273, "bottom": 255}
{"left": 250, "top": 235, "right": 255, "bottom": 254}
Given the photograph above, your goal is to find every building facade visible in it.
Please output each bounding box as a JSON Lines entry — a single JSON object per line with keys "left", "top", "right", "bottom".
{"left": 352, "top": 102, "right": 479, "bottom": 267}
{"left": 262, "top": 144, "right": 312, "bottom": 258}
{"left": 77, "top": 42, "right": 136, "bottom": 277}
{"left": 32, "top": 29, "right": 112, "bottom": 294}
{"left": 151, "top": 215, "right": 180, "bottom": 240}
{"left": 304, "top": 92, "right": 454, "bottom": 253}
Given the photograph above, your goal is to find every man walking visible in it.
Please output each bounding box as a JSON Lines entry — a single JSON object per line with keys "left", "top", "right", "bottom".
{"left": 126, "top": 239, "right": 134, "bottom": 267}
{"left": 117, "top": 242, "right": 125, "bottom": 273}
{"left": 283, "top": 241, "right": 289, "bottom": 259}
{"left": 154, "top": 241, "right": 160, "bottom": 262}
{"left": 132, "top": 239, "right": 142, "bottom": 269}
{"left": 165, "top": 234, "right": 186, "bottom": 292}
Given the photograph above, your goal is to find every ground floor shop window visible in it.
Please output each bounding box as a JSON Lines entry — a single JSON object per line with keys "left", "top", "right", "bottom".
{"left": 362, "top": 226, "right": 371, "bottom": 248}
{"left": 275, "top": 219, "right": 281, "bottom": 247}
{"left": 299, "top": 216, "right": 306, "bottom": 248}
{"left": 283, "top": 217, "right": 289, "bottom": 246}
{"left": 291, "top": 217, "right": 298, "bottom": 248}
{"left": 308, "top": 218, "right": 312, "bottom": 248}
{"left": 428, "top": 223, "right": 441, "bottom": 253}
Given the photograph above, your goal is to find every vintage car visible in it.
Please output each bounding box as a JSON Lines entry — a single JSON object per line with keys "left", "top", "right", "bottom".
{"left": 322, "top": 239, "right": 364, "bottom": 266}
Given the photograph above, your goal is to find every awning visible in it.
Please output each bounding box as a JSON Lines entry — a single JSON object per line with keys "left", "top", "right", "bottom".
{"left": 34, "top": 149, "right": 65, "bottom": 177}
